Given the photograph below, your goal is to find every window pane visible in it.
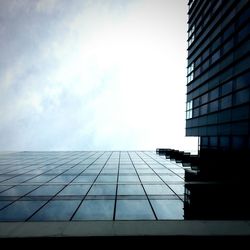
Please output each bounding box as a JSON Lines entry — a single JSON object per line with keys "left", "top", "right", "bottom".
{"left": 30, "top": 200, "right": 80, "bottom": 221}
{"left": 119, "top": 169, "right": 136, "bottom": 174}
{"left": 0, "top": 201, "right": 12, "bottom": 210}
{"left": 139, "top": 175, "right": 163, "bottom": 183}
{"left": 160, "top": 175, "right": 183, "bottom": 182}
{"left": 193, "top": 98, "right": 200, "bottom": 108}
{"left": 150, "top": 200, "right": 183, "bottom": 220}
{"left": 154, "top": 169, "right": 172, "bottom": 174}
{"left": 115, "top": 200, "right": 155, "bottom": 220}
{"left": 58, "top": 184, "right": 91, "bottom": 196}
{"left": 221, "top": 81, "right": 232, "bottom": 96}
{"left": 95, "top": 175, "right": 117, "bottom": 183}
{"left": 211, "top": 50, "right": 220, "bottom": 64}
{"left": 118, "top": 185, "right": 145, "bottom": 195}
{"left": 73, "top": 175, "right": 96, "bottom": 183}
{"left": 27, "top": 175, "right": 56, "bottom": 183}
{"left": 143, "top": 184, "right": 175, "bottom": 195}
{"left": 0, "top": 185, "right": 37, "bottom": 197}
{"left": 118, "top": 175, "right": 140, "bottom": 183}
{"left": 210, "top": 88, "right": 219, "bottom": 101}
{"left": 201, "top": 94, "right": 208, "bottom": 105}
{"left": 221, "top": 95, "right": 232, "bottom": 109}
{"left": 73, "top": 200, "right": 114, "bottom": 220}
{"left": 88, "top": 184, "right": 116, "bottom": 196}
{"left": 0, "top": 201, "right": 45, "bottom": 221}
{"left": 169, "top": 185, "right": 184, "bottom": 195}
{"left": 235, "top": 89, "right": 249, "bottom": 105}
{"left": 193, "top": 108, "right": 199, "bottom": 117}
{"left": 49, "top": 175, "right": 75, "bottom": 183}
{"left": 200, "top": 104, "right": 208, "bottom": 115}
{"left": 27, "top": 185, "right": 64, "bottom": 196}
{"left": 209, "top": 100, "right": 219, "bottom": 112}
{"left": 137, "top": 169, "right": 154, "bottom": 174}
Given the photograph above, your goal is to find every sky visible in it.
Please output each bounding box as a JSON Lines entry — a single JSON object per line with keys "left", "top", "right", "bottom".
{"left": 0, "top": 0, "right": 198, "bottom": 152}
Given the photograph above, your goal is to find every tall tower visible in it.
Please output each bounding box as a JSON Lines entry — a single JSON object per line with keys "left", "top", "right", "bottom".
{"left": 186, "top": 0, "right": 250, "bottom": 180}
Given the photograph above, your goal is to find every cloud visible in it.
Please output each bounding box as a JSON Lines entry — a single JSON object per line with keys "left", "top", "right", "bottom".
{"left": 35, "top": 0, "right": 59, "bottom": 13}
{"left": 0, "top": 0, "right": 198, "bottom": 152}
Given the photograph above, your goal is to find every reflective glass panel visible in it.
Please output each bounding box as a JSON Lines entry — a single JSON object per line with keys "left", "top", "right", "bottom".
{"left": 73, "top": 175, "right": 96, "bottom": 183}
{"left": 143, "top": 185, "right": 175, "bottom": 195}
{"left": 0, "top": 201, "right": 12, "bottom": 210}
{"left": 169, "top": 185, "right": 185, "bottom": 195}
{"left": 118, "top": 185, "right": 145, "bottom": 195}
{"left": 30, "top": 200, "right": 80, "bottom": 221}
{"left": 150, "top": 200, "right": 183, "bottom": 220}
{"left": 27, "top": 175, "right": 56, "bottom": 183}
{"left": 0, "top": 201, "right": 45, "bottom": 221}
{"left": 27, "top": 185, "right": 64, "bottom": 196}
{"left": 73, "top": 200, "right": 114, "bottom": 220}
{"left": 88, "top": 184, "right": 116, "bottom": 196}
{"left": 49, "top": 175, "right": 75, "bottom": 183}
{"left": 160, "top": 175, "right": 183, "bottom": 182}
{"left": 115, "top": 200, "right": 155, "bottom": 220}
{"left": 139, "top": 175, "right": 163, "bottom": 183}
{"left": 58, "top": 185, "right": 91, "bottom": 196}
{"left": 95, "top": 175, "right": 117, "bottom": 183}
{"left": 0, "top": 185, "right": 37, "bottom": 197}
{"left": 118, "top": 175, "right": 140, "bottom": 183}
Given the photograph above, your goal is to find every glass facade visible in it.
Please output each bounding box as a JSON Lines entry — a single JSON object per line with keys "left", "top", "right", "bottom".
{"left": 184, "top": 0, "right": 250, "bottom": 219}
{"left": 186, "top": 0, "right": 250, "bottom": 142}
{"left": 0, "top": 151, "right": 184, "bottom": 221}
{"left": 185, "top": 0, "right": 250, "bottom": 180}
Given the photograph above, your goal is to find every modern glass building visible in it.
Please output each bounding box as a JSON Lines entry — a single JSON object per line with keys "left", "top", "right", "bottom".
{"left": 1, "top": 0, "right": 250, "bottom": 241}
{"left": 0, "top": 151, "right": 184, "bottom": 222}
{"left": 186, "top": 0, "right": 250, "bottom": 180}
{"left": 1, "top": 151, "right": 249, "bottom": 240}
{"left": 184, "top": 0, "right": 250, "bottom": 221}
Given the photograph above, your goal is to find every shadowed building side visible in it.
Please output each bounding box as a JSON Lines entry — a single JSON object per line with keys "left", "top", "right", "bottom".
{"left": 184, "top": 0, "right": 250, "bottom": 219}
{"left": 186, "top": 0, "right": 250, "bottom": 180}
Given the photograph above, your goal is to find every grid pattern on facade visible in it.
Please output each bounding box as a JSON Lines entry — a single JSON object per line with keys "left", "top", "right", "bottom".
{"left": 186, "top": 0, "right": 250, "bottom": 144}
{"left": 0, "top": 151, "right": 184, "bottom": 221}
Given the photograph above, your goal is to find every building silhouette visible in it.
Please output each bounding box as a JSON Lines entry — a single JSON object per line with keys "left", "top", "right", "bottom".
{"left": 186, "top": 0, "right": 250, "bottom": 180}
{"left": 184, "top": 0, "right": 250, "bottom": 219}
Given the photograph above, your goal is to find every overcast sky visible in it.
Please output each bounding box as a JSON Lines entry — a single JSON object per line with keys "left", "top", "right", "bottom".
{"left": 0, "top": 0, "right": 198, "bottom": 151}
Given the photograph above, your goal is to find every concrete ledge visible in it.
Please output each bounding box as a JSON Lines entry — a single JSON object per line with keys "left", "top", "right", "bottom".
{"left": 1, "top": 220, "right": 250, "bottom": 238}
